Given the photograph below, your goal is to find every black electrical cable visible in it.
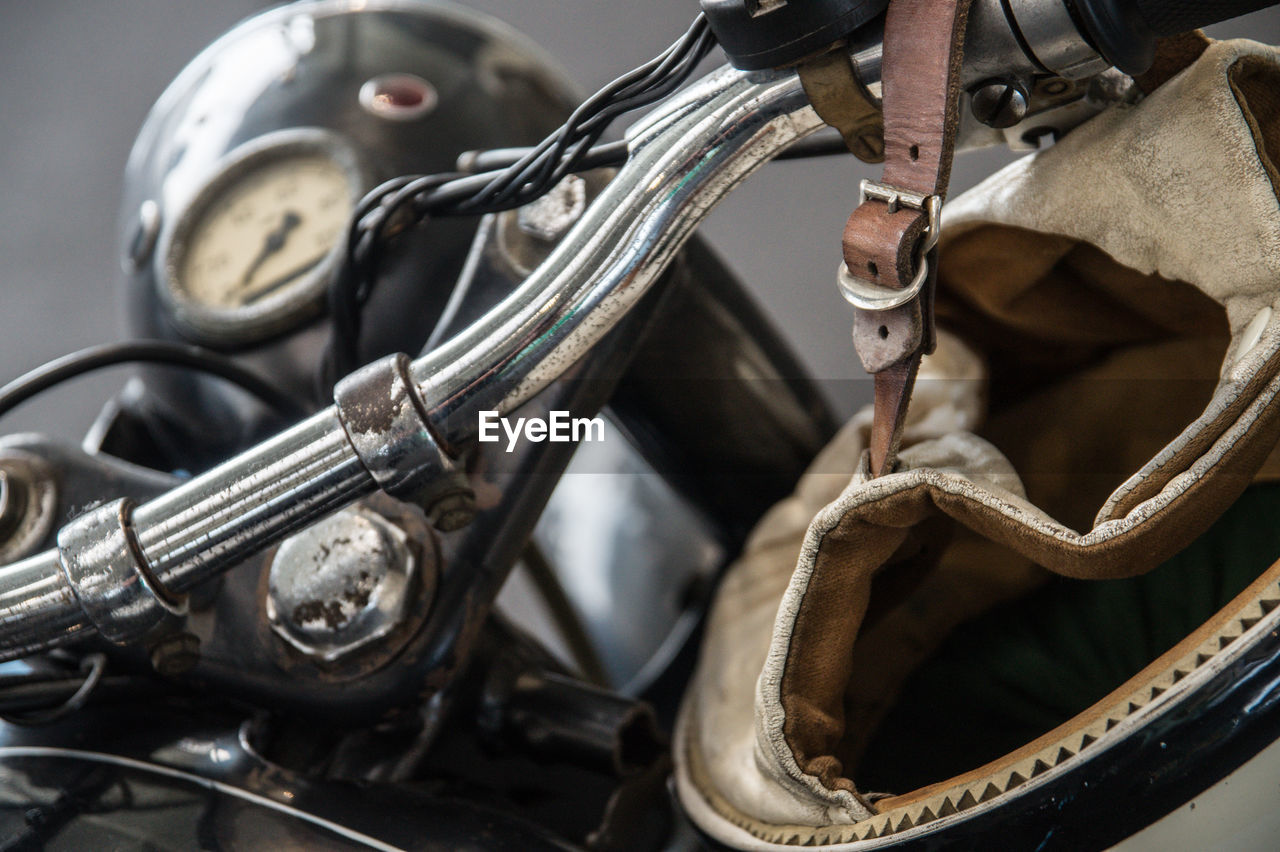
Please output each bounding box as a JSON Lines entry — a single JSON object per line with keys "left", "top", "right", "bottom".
{"left": 462, "top": 16, "right": 709, "bottom": 210}
{"left": 455, "top": 139, "right": 630, "bottom": 176}
{"left": 322, "top": 13, "right": 717, "bottom": 383}
{"left": 455, "top": 130, "right": 846, "bottom": 179}
{"left": 420, "top": 244, "right": 479, "bottom": 355}
{"left": 324, "top": 172, "right": 458, "bottom": 383}
{"left": 0, "top": 341, "right": 309, "bottom": 424}
{"left": 0, "top": 653, "right": 107, "bottom": 726}
{"left": 474, "top": 18, "right": 714, "bottom": 210}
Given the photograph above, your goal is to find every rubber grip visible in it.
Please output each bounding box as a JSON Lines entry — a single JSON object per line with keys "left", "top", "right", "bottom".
{"left": 1135, "top": 0, "right": 1280, "bottom": 36}
{"left": 1071, "top": 0, "right": 1279, "bottom": 72}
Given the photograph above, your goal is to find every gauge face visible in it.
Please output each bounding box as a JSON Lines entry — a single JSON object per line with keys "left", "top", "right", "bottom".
{"left": 180, "top": 155, "right": 349, "bottom": 308}
{"left": 161, "top": 131, "right": 364, "bottom": 345}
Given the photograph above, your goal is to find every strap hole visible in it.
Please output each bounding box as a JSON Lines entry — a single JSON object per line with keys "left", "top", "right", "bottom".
{"left": 878, "top": 325, "right": 889, "bottom": 340}
{"left": 909, "top": 144, "right": 919, "bottom": 160}
{"left": 867, "top": 261, "right": 878, "bottom": 277}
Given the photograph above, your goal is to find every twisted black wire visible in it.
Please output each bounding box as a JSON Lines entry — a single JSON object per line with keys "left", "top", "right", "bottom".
{"left": 322, "top": 14, "right": 716, "bottom": 382}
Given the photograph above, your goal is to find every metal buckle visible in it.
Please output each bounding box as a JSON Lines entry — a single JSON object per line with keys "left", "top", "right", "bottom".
{"left": 838, "top": 180, "right": 942, "bottom": 311}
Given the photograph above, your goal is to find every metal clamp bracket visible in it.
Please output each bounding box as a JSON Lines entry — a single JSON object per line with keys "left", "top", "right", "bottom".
{"left": 57, "top": 498, "right": 187, "bottom": 644}
{"left": 838, "top": 180, "right": 942, "bottom": 311}
{"left": 334, "top": 353, "right": 455, "bottom": 503}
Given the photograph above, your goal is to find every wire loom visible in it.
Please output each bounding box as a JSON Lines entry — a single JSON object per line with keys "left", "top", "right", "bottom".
{"left": 322, "top": 13, "right": 719, "bottom": 382}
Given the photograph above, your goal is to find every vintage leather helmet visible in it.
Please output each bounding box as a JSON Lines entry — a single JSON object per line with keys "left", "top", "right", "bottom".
{"left": 676, "top": 37, "right": 1280, "bottom": 849}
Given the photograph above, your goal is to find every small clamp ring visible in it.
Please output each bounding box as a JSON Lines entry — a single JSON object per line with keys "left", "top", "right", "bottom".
{"left": 334, "top": 353, "right": 453, "bottom": 502}
{"left": 58, "top": 498, "right": 187, "bottom": 645}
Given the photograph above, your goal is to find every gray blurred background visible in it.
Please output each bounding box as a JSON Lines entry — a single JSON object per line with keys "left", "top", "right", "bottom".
{"left": 0, "top": 1, "right": 1277, "bottom": 443}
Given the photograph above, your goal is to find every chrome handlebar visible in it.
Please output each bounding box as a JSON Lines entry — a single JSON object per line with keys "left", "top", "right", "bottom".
{"left": 0, "top": 0, "right": 1129, "bottom": 658}
{"left": 0, "top": 60, "right": 830, "bottom": 659}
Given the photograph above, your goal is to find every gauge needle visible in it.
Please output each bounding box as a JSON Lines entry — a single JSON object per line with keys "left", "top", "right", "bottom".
{"left": 240, "top": 254, "right": 326, "bottom": 305}
{"left": 240, "top": 210, "right": 302, "bottom": 287}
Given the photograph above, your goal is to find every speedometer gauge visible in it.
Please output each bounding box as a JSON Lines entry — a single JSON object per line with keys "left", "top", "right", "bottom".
{"left": 160, "top": 129, "right": 366, "bottom": 345}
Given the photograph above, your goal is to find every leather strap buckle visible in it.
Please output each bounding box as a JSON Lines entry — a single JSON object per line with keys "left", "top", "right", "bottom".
{"left": 837, "top": 181, "right": 941, "bottom": 311}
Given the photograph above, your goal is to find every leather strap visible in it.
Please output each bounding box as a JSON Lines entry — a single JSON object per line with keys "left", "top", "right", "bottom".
{"left": 869, "top": 358, "right": 920, "bottom": 475}
{"left": 841, "top": 0, "right": 974, "bottom": 476}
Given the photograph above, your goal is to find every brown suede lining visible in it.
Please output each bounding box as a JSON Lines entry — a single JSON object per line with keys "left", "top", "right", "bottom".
{"left": 835, "top": 530, "right": 1043, "bottom": 778}
{"left": 782, "top": 359, "right": 1280, "bottom": 794}
{"left": 781, "top": 225, "right": 1243, "bottom": 791}
{"left": 986, "top": 336, "right": 1227, "bottom": 529}
{"left": 936, "top": 229, "right": 1227, "bottom": 408}
{"left": 1230, "top": 55, "right": 1280, "bottom": 200}
{"left": 1134, "top": 32, "right": 1211, "bottom": 95}
{"left": 782, "top": 223, "right": 1280, "bottom": 798}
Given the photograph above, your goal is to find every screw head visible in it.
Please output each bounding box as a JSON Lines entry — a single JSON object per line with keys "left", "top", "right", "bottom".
{"left": 969, "top": 80, "right": 1030, "bottom": 130}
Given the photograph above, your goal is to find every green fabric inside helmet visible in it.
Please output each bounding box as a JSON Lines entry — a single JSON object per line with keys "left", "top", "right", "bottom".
{"left": 857, "top": 483, "right": 1280, "bottom": 793}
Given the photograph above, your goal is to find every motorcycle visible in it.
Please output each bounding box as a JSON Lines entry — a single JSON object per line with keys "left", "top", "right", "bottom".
{"left": 0, "top": 0, "right": 1276, "bottom": 849}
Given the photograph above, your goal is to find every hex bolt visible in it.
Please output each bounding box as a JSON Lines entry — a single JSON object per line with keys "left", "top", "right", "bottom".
{"left": 150, "top": 631, "right": 201, "bottom": 677}
{"left": 969, "top": 80, "right": 1030, "bottom": 129}
{"left": 425, "top": 490, "right": 477, "bottom": 532}
{"left": 267, "top": 507, "right": 419, "bottom": 663}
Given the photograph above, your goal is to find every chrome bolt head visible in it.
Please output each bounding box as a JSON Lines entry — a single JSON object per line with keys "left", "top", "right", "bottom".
{"left": 266, "top": 507, "right": 417, "bottom": 663}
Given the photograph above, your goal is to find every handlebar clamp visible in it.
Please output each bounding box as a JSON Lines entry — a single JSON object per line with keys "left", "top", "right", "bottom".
{"left": 57, "top": 499, "right": 187, "bottom": 644}
{"left": 334, "top": 353, "right": 461, "bottom": 511}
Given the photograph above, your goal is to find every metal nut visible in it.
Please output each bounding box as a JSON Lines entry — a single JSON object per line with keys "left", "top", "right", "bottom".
{"left": 267, "top": 507, "right": 418, "bottom": 663}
